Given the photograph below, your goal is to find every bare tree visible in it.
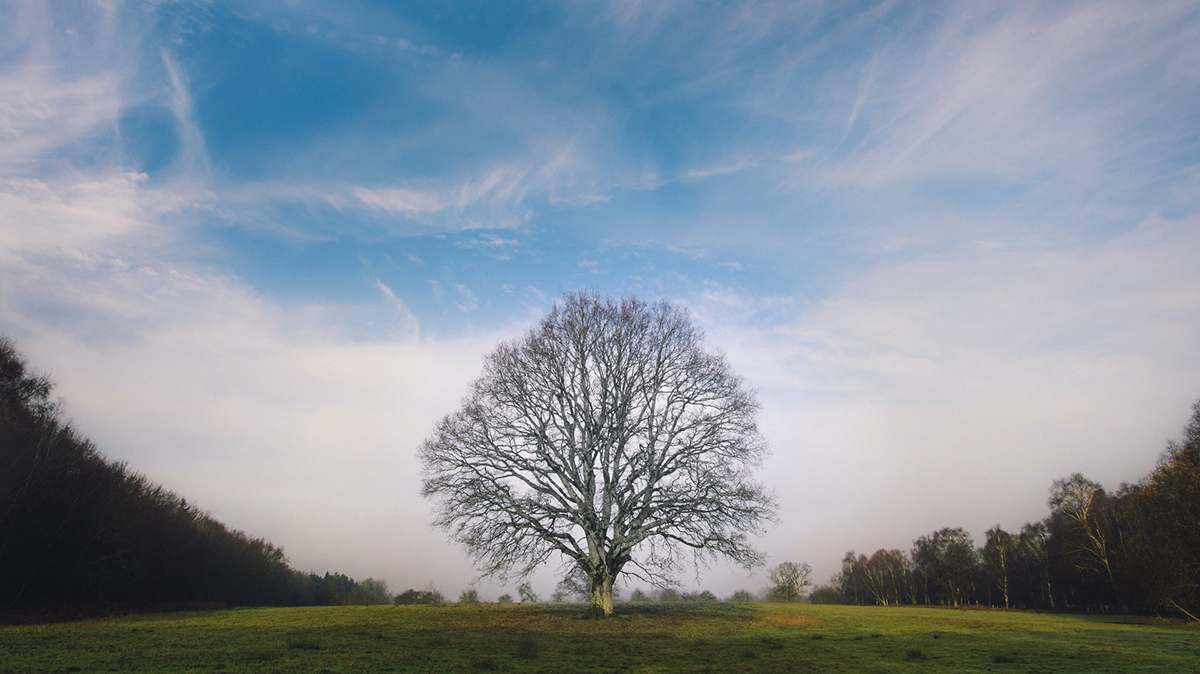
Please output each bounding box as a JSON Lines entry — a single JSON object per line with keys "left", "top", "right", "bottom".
{"left": 768, "top": 561, "right": 812, "bottom": 602}
{"left": 983, "top": 526, "right": 1014, "bottom": 608}
{"left": 420, "top": 293, "right": 776, "bottom": 617}
{"left": 1049, "top": 473, "right": 1121, "bottom": 609}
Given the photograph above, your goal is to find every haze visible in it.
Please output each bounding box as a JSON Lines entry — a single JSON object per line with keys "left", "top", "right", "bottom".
{"left": 2, "top": 1, "right": 1198, "bottom": 598}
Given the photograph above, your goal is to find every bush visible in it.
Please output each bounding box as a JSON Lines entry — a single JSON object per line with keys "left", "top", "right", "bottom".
{"left": 459, "top": 588, "right": 481, "bottom": 604}
{"left": 394, "top": 589, "right": 445, "bottom": 605}
{"left": 727, "top": 589, "right": 757, "bottom": 602}
{"left": 497, "top": 593, "right": 514, "bottom": 604}
{"left": 808, "top": 585, "right": 842, "bottom": 605}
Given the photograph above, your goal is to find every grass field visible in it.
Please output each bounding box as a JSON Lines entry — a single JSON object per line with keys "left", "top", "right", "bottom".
{"left": 1, "top": 602, "right": 1196, "bottom": 673}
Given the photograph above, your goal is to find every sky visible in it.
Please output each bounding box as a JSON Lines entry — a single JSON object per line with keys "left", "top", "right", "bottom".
{"left": 2, "top": 0, "right": 1199, "bottom": 599}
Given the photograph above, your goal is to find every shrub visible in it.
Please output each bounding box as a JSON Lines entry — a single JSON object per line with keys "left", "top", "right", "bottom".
{"left": 808, "top": 585, "right": 842, "bottom": 605}
{"left": 459, "top": 588, "right": 481, "bottom": 604}
{"left": 394, "top": 589, "right": 445, "bottom": 605}
{"left": 727, "top": 589, "right": 756, "bottom": 602}
{"left": 497, "top": 593, "right": 514, "bottom": 604}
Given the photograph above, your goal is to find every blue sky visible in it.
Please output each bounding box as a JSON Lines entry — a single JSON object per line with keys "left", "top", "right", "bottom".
{"left": 3, "top": 0, "right": 1200, "bottom": 597}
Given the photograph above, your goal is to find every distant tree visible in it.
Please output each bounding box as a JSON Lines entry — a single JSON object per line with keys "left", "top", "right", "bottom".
{"left": 808, "top": 585, "right": 841, "bottom": 605}
{"left": 0, "top": 337, "right": 298, "bottom": 613}
{"left": 497, "top": 593, "right": 514, "bottom": 604}
{"left": 628, "top": 588, "right": 650, "bottom": 602}
{"left": 913, "top": 528, "right": 977, "bottom": 606}
{"left": 1120, "top": 400, "right": 1200, "bottom": 619}
{"left": 420, "top": 293, "right": 776, "bottom": 617}
{"left": 458, "top": 588, "right": 481, "bottom": 604}
{"left": 1013, "top": 521, "right": 1053, "bottom": 609}
{"left": 517, "top": 582, "right": 539, "bottom": 603}
{"left": 657, "top": 588, "right": 680, "bottom": 602}
{"left": 352, "top": 578, "right": 392, "bottom": 605}
{"left": 727, "top": 589, "right": 757, "bottom": 602}
{"left": 768, "top": 561, "right": 813, "bottom": 602}
{"left": 553, "top": 566, "right": 589, "bottom": 603}
{"left": 394, "top": 588, "right": 444, "bottom": 605}
{"left": 853, "top": 549, "right": 913, "bottom": 606}
{"left": 1048, "top": 474, "right": 1121, "bottom": 609}
{"left": 982, "top": 527, "right": 1015, "bottom": 608}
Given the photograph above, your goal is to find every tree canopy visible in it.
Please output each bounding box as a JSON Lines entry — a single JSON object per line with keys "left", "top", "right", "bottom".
{"left": 420, "top": 292, "right": 776, "bottom": 616}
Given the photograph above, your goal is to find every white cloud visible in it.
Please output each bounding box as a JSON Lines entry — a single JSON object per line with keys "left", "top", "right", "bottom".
{"left": 353, "top": 186, "right": 447, "bottom": 217}
{"left": 683, "top": 158, "right": 755, "bottom": 181}
{"left": 811, "top": 3, "right": 1200, "bottom": 190}
{"left": 160, "top": 49, "right": 208, "bottom": 178}
{"left": 693, "top": 214, "right": 1200, "bottom": 582}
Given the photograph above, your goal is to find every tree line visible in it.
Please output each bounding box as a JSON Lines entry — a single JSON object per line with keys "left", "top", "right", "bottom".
{"left": 812, "top": 399, "right": 1200, "bottom": 620}
{"left": 0, "top": 337, "right": 385, "bottom": 617}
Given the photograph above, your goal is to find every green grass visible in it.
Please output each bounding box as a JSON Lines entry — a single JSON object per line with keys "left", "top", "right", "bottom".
{"left": 0, "top": 602, "right": 1196, "bottom": 673}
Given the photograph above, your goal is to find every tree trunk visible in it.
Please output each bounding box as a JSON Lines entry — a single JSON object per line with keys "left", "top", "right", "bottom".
{"left": 586, "top": 575, "right": 614, "bottom": 618}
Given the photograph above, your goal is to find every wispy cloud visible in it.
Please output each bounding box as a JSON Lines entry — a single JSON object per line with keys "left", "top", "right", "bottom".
{"left": 373, "top": 279, "right": 419, "bottom": 338}
{"left": 453, "top": 283, "right": 479, "bottom": 312}
{"left": 159, "top": 50, "right": 209, "bottom": 179}
{"left": 683, "top": 158, "right": 755, "bottom": 181}
{"left": 809, "top": 3, "right": 1200, "bottom": 190}
{"left": 695, "top": 213, "right": 1200, "bottom": 561}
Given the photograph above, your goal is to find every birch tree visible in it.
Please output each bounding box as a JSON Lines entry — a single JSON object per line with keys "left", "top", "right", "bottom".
{"left": 419, "top": 293, "right": 776, "bottom": 617}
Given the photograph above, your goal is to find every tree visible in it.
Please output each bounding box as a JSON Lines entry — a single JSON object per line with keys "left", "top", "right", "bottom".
{"left": 982, "top": 526, "right": 1015, "bottom": 608}
{"left": 420, "top": 293, "right": 776, "bottom": 617}
{"left": 768, "top": 561, "right": 812, "bottom": 602}
{"left": 808, "top": 585, "right": 841, "bottom": 605}
{"left": 458, "top": 588, "right": 481, "bottom": 604}
{"left": 727, "top": 589, "right": 756, "bottom": 602}
{"left": 912, "top": 528, "right": 977, "bottom": 606}
{"left": 1121, "top": 400, "right": 1200, "bottom": 619}
{"left": 1014, "top": 521, "right": 1053, "bottom": 609}
{"left": 394, "top": 588, "right": 444, "bottom": 605}
{"left": 1048, "top": 473, "right": 1121, "bottom": 609}
{"left": 517, "top": 582, "right": 539, "bottom": 603}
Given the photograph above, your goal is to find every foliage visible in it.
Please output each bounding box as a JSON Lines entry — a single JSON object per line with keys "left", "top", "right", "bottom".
{"left": 0, "top": 337, "right": 297, "bottom": 614}
{"left": 459, "top": 588, "right": 481, "bottom": 604}
{"left": 726, "top": 589, "right": 757, "bottom": 602}
{"left": 2, "top": 603, "right": 1197, "bottom": 673}
{"left": 497, "top": 593, "right": 514, "bottom": 604}
{"left": 807, "top": 585, "right": 841, "bottom": 605}
{"left": 420, "top": 293, "right": 776, "bottom": 616}
{"left": 394, "top": 589, "right": 445, "bottom": 605}
{"left": 912, "top": 528, "right": 978, "bottom": 607}
{"left": 829, "top": 396, "right": 1200, "bottom": 620}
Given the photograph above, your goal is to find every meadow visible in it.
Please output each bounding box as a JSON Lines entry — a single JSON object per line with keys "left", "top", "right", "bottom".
{"left": 2, "top": 602, "right": 1197, "bottom": 673}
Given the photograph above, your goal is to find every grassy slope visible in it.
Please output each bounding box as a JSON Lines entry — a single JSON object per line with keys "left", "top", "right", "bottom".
{"left": 1, "top": 603, "right": 1196, "bottom": 673}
